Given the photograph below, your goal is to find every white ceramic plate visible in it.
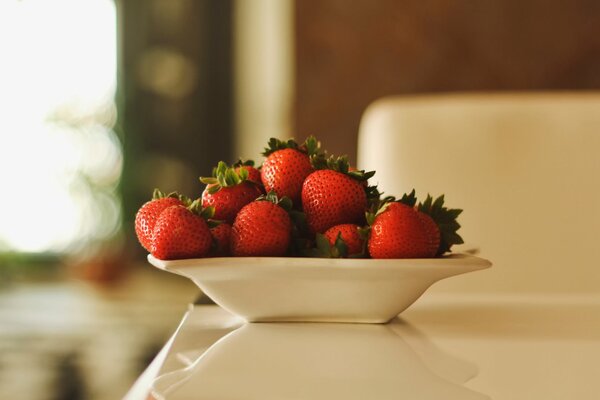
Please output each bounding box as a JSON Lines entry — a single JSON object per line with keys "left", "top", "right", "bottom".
{"left": 148, "top": 254, "right": 491, "bottom": 323}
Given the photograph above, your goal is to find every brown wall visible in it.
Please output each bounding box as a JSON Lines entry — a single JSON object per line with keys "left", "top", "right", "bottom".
{"left": 294, "top": 0, "right": 600, "bottom": 163}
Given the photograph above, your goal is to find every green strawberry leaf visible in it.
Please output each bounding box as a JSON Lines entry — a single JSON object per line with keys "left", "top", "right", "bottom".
{"left": 186, "top": 199, "right": 215, "bottom": 221}
{"left": 262, "top": 137, "right": 300, "bottom": 156}
{"left": 262, "top": 135, "right": 323, "bottom": 158}
{"left": 398, "top": 189, "right": 417, "bottom": 207}
{"left": 303, "top": 232, "right": 350, "bottom": 258}
{"left": 311, "top": 154, "right": 376, "bottom": 184}
{"left": 238, "top": 167, "right": 249, "bottom": 181}
{"left": 151, "top": 188, "right": 192, "bottom": 206}
{"left": 207, "top": 219, "right": 223, "bottom": 229}
{"left": 200, "top": 205, "right": 216, "bottom": 220}
{"left": 233, "top": 159, "right": 255, "bottom": 168}
{"left": 199, "top": 177, "right": 218, "bottom": 185}
{"left": 304, "top": 135, "right": 320, "bottom": 156}
{"left": 207, "top": 185, "right": 221, "bottom": 195}
{"left": 199, "top": 161, "right": 250, "bottom": 193}
{"left": 257, "top": 192, "right": 297, "bottom": 214}
{"left": 365, "top": 211, "right": 376, "bottom": 226}
{"left": 315, "top": 233, "right": 331, "bottom": 255}
{"left": 278, "top": 197, "right": 293, "bottom": 212}
{"left": 332, "top": 232, "right": 349, "bottom": 258}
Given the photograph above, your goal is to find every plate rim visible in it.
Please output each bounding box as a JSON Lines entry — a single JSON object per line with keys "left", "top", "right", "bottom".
{"left": 147, "top": 253, "right": 492, "bottom": 273}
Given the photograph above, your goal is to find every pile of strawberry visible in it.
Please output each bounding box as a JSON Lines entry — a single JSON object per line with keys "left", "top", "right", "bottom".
{"left": 135, "top": 136, "right": 463, "bottom": 260}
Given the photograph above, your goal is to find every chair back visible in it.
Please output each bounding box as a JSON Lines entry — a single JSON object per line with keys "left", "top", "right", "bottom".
{"left": 357, "top": 92, "right": 600, "bottom": 293}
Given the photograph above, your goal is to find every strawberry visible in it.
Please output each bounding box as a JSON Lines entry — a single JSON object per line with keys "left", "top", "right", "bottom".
{"left": 135, "top": 189, "right": 186, "bottom": 252}
{"left": 368, "top": 190, "right": 463, "bottom": 258}
{"left": 415, "top": 212, "right": 440, "bottom": 258}
{"left": 150, "top": 200, "right": 214, "bottom": 260}
{"left": 324, "top": 223, "right": 366, "bottom": 256}
{"left": 200, "top": 161, "right": 263, "bottom": 223}
{"left": 367, "top": 202, "right": 431, "bottom": 258}
{"left": 210, "top": 223, "right": 232, "bottom": 256}
{"left": 233, "top": 159, "right": 262, "bottom": 186}
{"left": 230, "top": 193, "right": 293, "bottom": 256}
{"left": 260, "top": 136, "right": 320, "bottom": 204}
{"left": 301, "top": 156, "right": 373, "bottom": 233}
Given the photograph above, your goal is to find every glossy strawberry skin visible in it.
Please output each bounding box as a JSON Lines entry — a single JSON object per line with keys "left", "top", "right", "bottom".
{"left": 210, "top": 223, "right": 232, "bottom": 256}
{"left": 151, "top": 205, "right": 212, "bottom": 260}
{"left": 302, "top": 170, "right": 368, "bottom": 234}
{"left": 261, "top": 148, "right": 313, "bottom": 204}
{"left": 368, "top": 203, "right": 432, "bottom": 259}
{"left": 324, "top": 224, "right": 365, "bottom": 256}
{"left": 202, "top": 182, "right": 262, "bottom": 224}
{"left": 135, "top": 197, "right": 184, "bottom": 252}
{"left": 231, "top": 201, "right": 292, "bottom": 256}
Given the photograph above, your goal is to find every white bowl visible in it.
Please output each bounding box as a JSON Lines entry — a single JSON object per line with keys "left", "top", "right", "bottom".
{"left": 147, "top": 253, "right": 491, "bottom": 323}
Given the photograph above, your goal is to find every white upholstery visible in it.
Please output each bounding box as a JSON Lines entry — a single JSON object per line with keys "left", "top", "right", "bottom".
{"left": 358, "top": 92, "right": 600, "bottom": 294}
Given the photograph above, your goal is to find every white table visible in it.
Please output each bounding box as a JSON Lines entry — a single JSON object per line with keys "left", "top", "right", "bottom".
{"left": 125, "top": 294, "right": 600, "bottom": 399}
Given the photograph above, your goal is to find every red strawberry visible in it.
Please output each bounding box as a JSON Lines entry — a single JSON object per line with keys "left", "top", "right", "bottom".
{"left": 368, "top": 202, "right": 432, "bottom": 258}
{"left": 233, "top": 159, "right": 262, "bottom": 186}
{"left": 324, "top": 223, "right": 366, "bottom": 256}
{"left": 260, "top": 136, "right": 320, "bottom": 204}
{"left": 368, "top": 191, "right": 463, "bottom": 258}
{"left": 135, "top": 189, "right": 186, "bottom": 252}
{"left": 201, "top": 161, "right": 262, "bottom": 223}
{"left": 210, "top": 223, "right": 232, "bottom": 256}
{"left": 230, "top": 194, "right": 293, "bottom": 256}
{"left": 415, "top": 212, "right": 440, "bottom": 257}
{"left": 302, "top": 168, "right": 368, "bottom": 233}
{"left": 150, "top": 200, "right": 214, "bottom": 260}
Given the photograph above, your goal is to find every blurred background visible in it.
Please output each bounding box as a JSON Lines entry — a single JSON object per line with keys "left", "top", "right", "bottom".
{"left": 1, "top": 0, "right": 599, "bottom": 399}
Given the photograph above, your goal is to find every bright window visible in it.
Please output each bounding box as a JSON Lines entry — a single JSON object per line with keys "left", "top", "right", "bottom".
{"left": 0, "top": 0, "right": 121, "bottom": 253}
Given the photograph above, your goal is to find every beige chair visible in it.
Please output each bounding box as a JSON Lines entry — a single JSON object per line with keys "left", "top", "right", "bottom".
{"left": 357, "top": 92, "right": 600, "bottom": 294}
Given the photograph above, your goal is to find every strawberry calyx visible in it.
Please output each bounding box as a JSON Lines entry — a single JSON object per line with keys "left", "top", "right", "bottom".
{"left": 313, "top": 232, "right": 350, "bottom": 258}
{"left": 261, "top": 135, "right": 321, "bottom": 157}
{"left": 152, "top": 188, "right": 191, "bottom": 205}
{"left": 356, "top": 226, "right": 371, "bottom": 256}
{"left": 417, "top": 194, "right": 464, "bottom": 255}
{"left": 256, "top": 190, "right": 294, "bottom": 210}
{"left": 397, "top": 189, "right": 417, "bottom": 207}
{"left": 311, "top": 154, "right": 375, "bottom": 182}
{"left": 302, "top": 226, "right": 370, "bottom": 258}
{"left": 311, "top": 154, "right": 378, "bottom": 202}
{"left": 200, "top": 161, "right": 255, "bottom": 194}
{"left": 365, "top": 193, "right": 397, "bottom": 226}
{"left": 233, "top": 158, "right": 257, "bottom": 168}
{"left": 187, "top": 198, "right": 216, "bottom": 220}
{"left": 366, "top": 188, "right": 419, "bottom": 224}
